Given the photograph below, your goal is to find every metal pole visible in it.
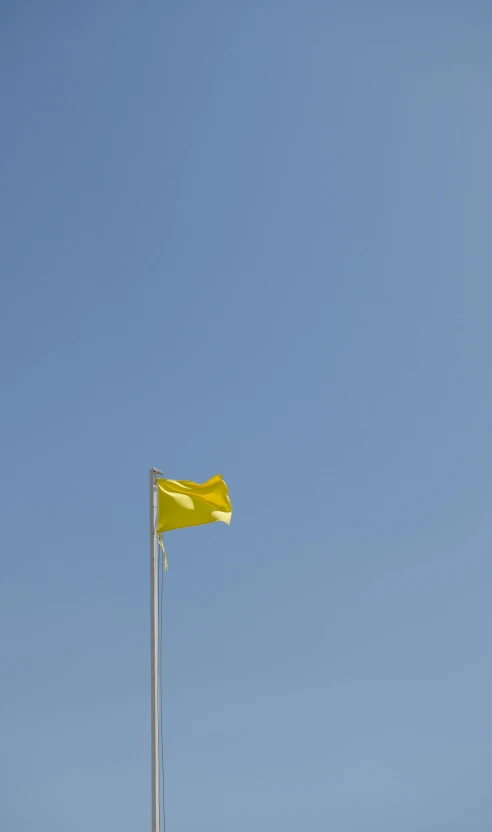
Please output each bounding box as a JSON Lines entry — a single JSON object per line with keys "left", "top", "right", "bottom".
{"left": 150, "top": 469, "right": 160, "bottom": 832}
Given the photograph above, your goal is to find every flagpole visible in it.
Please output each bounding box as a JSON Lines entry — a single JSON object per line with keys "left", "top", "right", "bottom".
{"left": 150, "top": 468, "right": 160, "bottom": 832}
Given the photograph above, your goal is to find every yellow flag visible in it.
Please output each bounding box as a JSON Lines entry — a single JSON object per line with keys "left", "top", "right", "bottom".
{"left": 156, "top": 475, "right": 232, "bottom": 533}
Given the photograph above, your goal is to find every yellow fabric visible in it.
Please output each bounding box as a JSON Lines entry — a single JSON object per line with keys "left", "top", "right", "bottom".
{"left": 156, "top": 475, "right": 232, "bottom": 533}
{"left": 157, "top": 534, "right": 169, "bottom": 570}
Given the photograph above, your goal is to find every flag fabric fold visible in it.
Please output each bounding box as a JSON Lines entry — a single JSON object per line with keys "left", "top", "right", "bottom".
{"left": 156, "top": 475, "right": 232, "bottom": 533}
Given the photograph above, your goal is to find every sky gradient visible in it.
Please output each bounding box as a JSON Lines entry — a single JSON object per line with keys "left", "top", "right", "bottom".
{"left": 1, "top": 2, "right": 492, "bottom": 830}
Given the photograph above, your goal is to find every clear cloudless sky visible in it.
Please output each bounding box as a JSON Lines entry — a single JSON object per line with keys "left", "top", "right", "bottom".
{"left": 1, "top": 2, "right": 492, "bottom": 830}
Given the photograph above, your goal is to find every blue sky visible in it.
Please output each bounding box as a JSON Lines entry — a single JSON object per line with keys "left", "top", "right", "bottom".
{"left": 1, "top": 2, "right": 492, "bottom": 830}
